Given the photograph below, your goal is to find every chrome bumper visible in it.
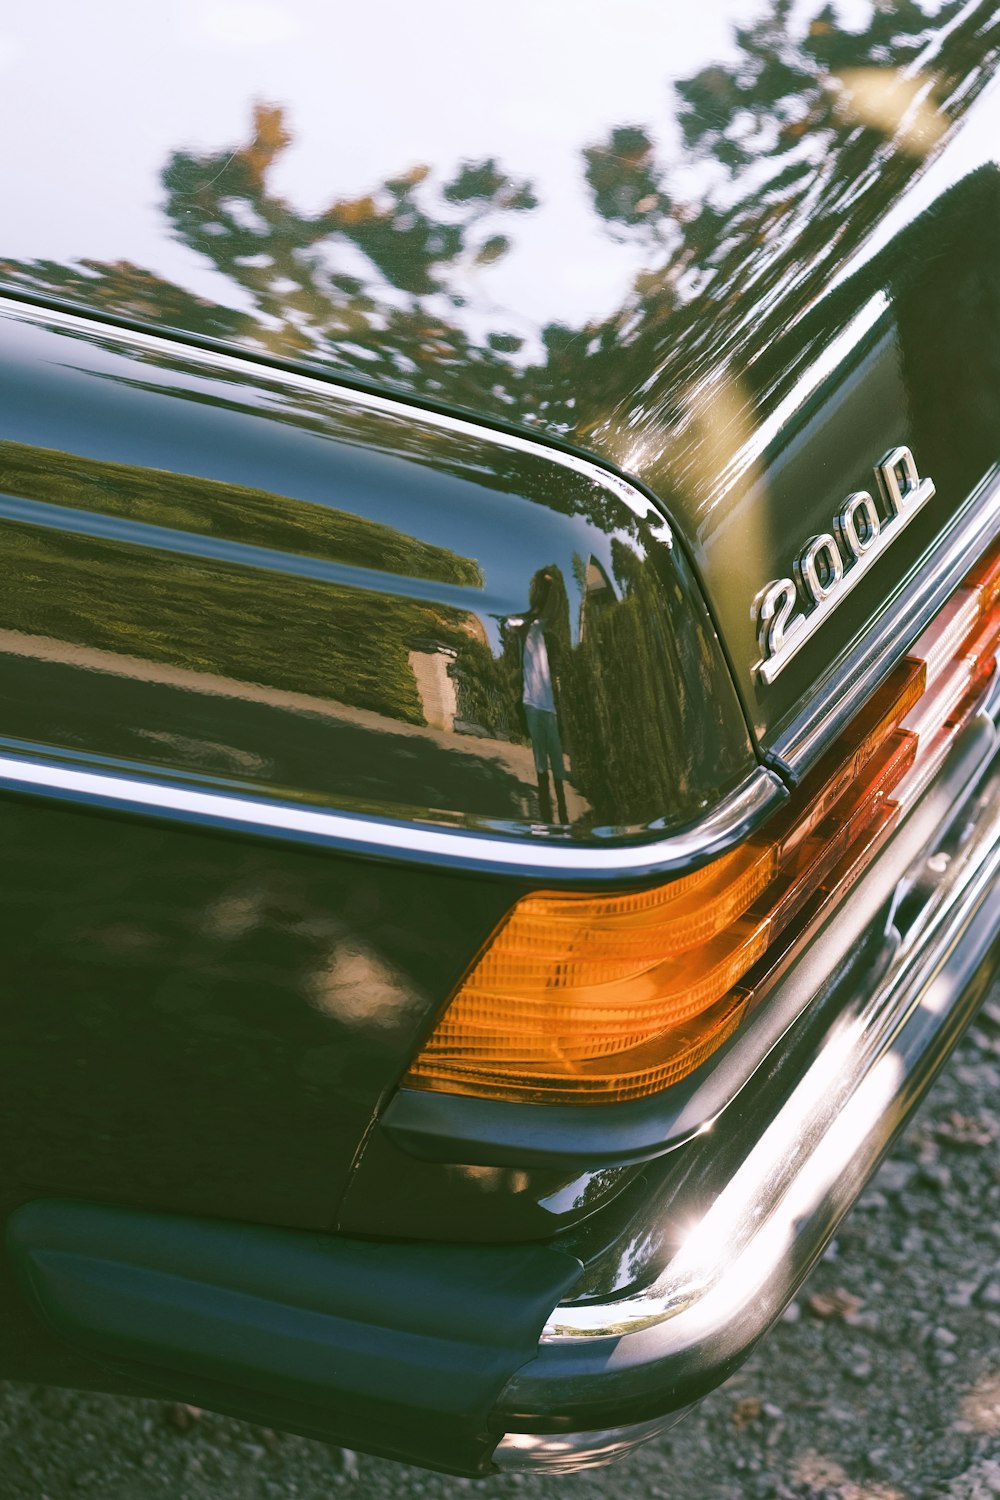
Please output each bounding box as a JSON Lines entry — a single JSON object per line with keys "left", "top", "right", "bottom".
{"left": 492, "top": 712, "right": 1000, "bottom": 1471}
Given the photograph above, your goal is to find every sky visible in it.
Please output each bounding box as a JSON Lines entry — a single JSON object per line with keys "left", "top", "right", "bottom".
{"left": 0, "top": 0, "right": 771, "bottom": 327}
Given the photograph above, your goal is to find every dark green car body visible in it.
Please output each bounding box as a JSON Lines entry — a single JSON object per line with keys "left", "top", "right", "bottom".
{"left": 2, "top": 0, "right": 1000, "bottom": 1474}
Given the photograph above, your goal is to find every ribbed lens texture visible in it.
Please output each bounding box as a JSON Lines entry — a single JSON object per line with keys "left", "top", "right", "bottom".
{"left": 406, "top": 539, "right": 1000, "bottom": 1105}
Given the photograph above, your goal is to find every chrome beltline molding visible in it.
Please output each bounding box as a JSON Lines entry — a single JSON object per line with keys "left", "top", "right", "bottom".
{"left": 0, "top": 295, "right": 664, "bottom": 527}
{"left": 0, "top": 291, "right": 786, "bottom": 881}
{"left": 0, "top": 751, "right": 785, "bottom": 881}
{"left": 7, "top": 293, "right": 996, "bottom": 874}
{"left": 540, "top": 722, "right": 1000, "bottom": 1338}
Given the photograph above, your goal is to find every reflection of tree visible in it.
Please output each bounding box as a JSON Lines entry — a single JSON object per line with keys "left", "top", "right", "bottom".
{"left": 570, "top": 0, "right": 999, "bottom": 444}
{"left": 166, "top": 105, "right": 536, "bottom": 299}
{"left": 558, "top": 542, "right": 740, "bottom": 829}
{"left": 158, "top": 103, "right": 538, "bottom": 406}
{"left": 675, "top": 0, "right": 944, "bottom": 173}
{"left": 5, "top": 0, "right": 1000, "bottom": 827}
{"left": 0, "top": 256, "right": 249, "bottom": 344}
{"left": 6, "top": 0, "right": 998, "bottom": 444}
{"left": 582, "top": 127, "right": 673, "bottom": 242}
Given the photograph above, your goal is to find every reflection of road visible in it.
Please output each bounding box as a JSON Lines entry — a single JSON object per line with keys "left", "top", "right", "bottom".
{"left": 0, "top": 630, "right": 588, "bottom": 824}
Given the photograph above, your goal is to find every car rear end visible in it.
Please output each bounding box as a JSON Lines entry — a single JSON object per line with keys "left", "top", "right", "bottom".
{"left": 4, "top": 0, "right": 1000, "bottom": 1477}
{"left": 1, "top": 274, "right": 999, "bottom": 1473}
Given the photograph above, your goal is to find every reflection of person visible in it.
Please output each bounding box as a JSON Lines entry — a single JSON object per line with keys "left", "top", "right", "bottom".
{"left": 510, "top": 567, "right": 569, "bottom": 824}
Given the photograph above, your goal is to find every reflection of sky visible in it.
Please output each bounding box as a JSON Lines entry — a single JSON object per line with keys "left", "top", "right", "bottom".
{"left": 1, "top": 0, "right": 763, "bottom": 333}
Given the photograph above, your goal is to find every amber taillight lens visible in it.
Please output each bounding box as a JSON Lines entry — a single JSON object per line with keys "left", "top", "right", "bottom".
{"left": 405, "top": 538, "right": 1000, "bottom": 1106}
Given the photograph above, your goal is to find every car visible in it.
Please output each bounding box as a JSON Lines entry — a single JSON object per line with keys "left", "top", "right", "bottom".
{"left": 2, "top": 0, "right": 1000, "bottom": 1476}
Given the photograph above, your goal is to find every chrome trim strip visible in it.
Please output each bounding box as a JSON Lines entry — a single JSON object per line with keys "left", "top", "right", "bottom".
{"left": 0, "top": 295, "right": 662, "bottom": 527}
{"left": 0, "top": 292, "right": 781, "bottom": 880}
{"left": 756, "top": 472, "right": 936, "bottom": 684}
{"left": 493, "top": 1411, "right": 690, "bottom": 1473}
{"left": 538, "top": 736, "right": 1000, "bottom": 1338}
{"left": 0, "top": 752, "right": 785, "bottom": 881}
{"left": 774, "top": 463, "right": 1000, "bottom": 776}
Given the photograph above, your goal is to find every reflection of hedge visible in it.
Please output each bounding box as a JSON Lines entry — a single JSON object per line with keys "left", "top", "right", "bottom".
{"left": 2, "top": 523, "right": 470, "bottom": 726}
{"left": 450, "top": 635, "right": 525, "bottom": 740}
{"left": 558, "top": 556, "right": 733, "bottom": 830}
{"left": 0, "top": 441, "right": 483, "bottom": 588}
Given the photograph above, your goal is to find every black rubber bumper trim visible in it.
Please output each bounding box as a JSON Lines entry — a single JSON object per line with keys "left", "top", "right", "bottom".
{"left": 6, "top": 1201, "right": 581, "bottom": 1476}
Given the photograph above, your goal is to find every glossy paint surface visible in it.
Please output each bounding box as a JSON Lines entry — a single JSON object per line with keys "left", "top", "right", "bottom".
{"left": 3, "top": 2, "right": 1000, "bottom": 750}
{"left": 0, "top": 794, "right": 514, "bottom": 1228}
{"left": 0, "top": 299, "right": 753, "bottom": 842}
{"left": 1, "top": 0, "right": 1000, "bottom": 1253}
{"left": 0, "top": 291, "right": 751, "bottom": 1239}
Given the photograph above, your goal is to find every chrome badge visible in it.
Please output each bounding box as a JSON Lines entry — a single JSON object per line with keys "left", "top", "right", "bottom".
{"left": 755, "top": 445, "right": 936, "bottom": 684}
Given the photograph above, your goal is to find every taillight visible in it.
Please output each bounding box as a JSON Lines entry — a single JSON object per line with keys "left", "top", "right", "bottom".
{"left": 405, "top": 537, "right": 1000, "bottom": 1106}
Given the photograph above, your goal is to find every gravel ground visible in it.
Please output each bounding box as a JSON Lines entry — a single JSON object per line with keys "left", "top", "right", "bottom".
{"left": 3, "top": 990, "right": 1000, "bottom": 1500}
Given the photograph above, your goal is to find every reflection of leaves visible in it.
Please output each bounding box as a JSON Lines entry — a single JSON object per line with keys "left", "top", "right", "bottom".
{"left": 240, "top": 102, "right": 293, "bottom": 184}
{"left": 444, "top": 158, "right": 537, "bottom": 213}
{"left": 161, "top": 105, "right": 540, "bottom": 360}
{"left": 0, "top": 257, "right": 249, "bottom": 344}
{"left": 566, "top": 0, "right": 996, "bottom": 440}
{"left": 103, "top": 102, "right": 544, "bottom": 413}
{"left": 583, "top": 126, "right": 673, "bottom": 237}
{"left": 4, "top": 1, "right": 998, "bottom": 466}
{"left": 487, "top": 331, "right": 523, "bottom": 354}
{"left": 675, "top": 0, "right": 819, "bottom": 173}
{"left": 476, "top": 235, "right": 510, "bottom": 265}
{"left": 674, "top": 0, "right": 951, "bottom": 196}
